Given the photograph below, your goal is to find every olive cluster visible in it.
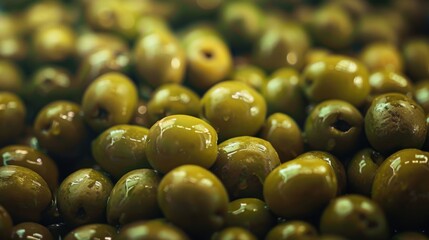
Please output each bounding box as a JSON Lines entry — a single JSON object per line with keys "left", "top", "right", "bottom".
{"left": 0, "top": 0, "right": 429, "bottom": 240}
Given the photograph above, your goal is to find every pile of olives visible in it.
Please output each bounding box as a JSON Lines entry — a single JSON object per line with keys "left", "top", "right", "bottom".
{"left": 0, "top": 0, "right": 429, "bottom": 239}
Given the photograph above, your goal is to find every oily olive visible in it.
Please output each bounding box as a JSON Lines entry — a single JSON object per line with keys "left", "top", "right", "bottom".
{"left": 304, "top": 100, "right": 364, "bottom": 156}
{"left": 347, "top": 148, "right": 385, "bottom": 196}
{"left": 75, "top": 32, "right": 129, "bottom": 59}
{"left": 117, "top": 220, "right": 190, "bottom": 240}
{"left": 231, "top": 64, "right": 266, "bottom": 92}
{"left": 368, "top": 70, "right": 413, "bottom": 99}
{"left": 34, "top": 101, "right": 87, "bottom": 159}
{"left": 145, "top": 115, "right": 218, "bottom": 174}
{"left": 0, "top": 92, "right": 26, "bottom": 147}
{"left": 301, "top": 55, "right": 370, "bottom": 107}
{"left": 200, "top": 81, "right": 267, "bottom": 141}
{"left": 107, "top": 169, "right": 162, "bottom": 225}
{"left": 364, "top": 93, "right": 427, "bottom": 154}
{"left": 372, "top": 148, "right": 429, "bottom": 230}
{"left": 414, "top": 80, "right": 429, "bottom": 113}
{"left": 134, "top": 29, "right": 186, "bottom": 88}
{"left": 265, "top": 221, "right": 318, "bottom": 240}
{"left": 261, "top": 68, "right": 307, "bottom": 123}
{"left": 0, "top": 205, "right": 13, "bottom": 240}
{"left": 225, "top": 198, "right": 276, "bottom": 239}
{"left": 92, "top": 124, "right": 151, "bottom": 179}
{"left": 0, "top": 165, "right": 52, "bottom": 223}
{"left": 360, "top": 42, "right": 403, "bottom": 73}
{"left": 57, "top": 168, "right": 113, "bottom": 226}
{"left": 82, "top": 72, "right": 138, "bottom": 132}
{"left": 64, "top": 224, "right": 117, "bottom": 240}
{"left": 212, "top": 227, "right": 257, "bottom": 240}
{"left": 259, "top": 113, "right": 304, "bottom": 163}
{"left": 309, "top": 5, "right": 353, "bottom": 50}
{"left": 403, "top": 39, "right": 429, "bottom": 80}
{"left": 0, "top": 145, "right": 59, "bottom": 191}
{"left": 0, "top": 60, "right": 23, "bottom": 93}
{"left": 211, "top": 136, "right": 280, "bottom": 200}
{"left": 32, "top": 24, "right": 76, "bottom": 62}
{"left": 146, "top": 84, "right": 200, "bottom": 125}
{"left": 157, "top": 165, "right": 229, "bottom": 236}
{"left": 11, "top": 222, "right": 53, "bottom": 240}
{"left": 392, "top": 232, "right": 429, "bottom": 240}
{"left": 263, "top": 157, "right": 338, "bottom": 219}
{"left": 320, "top": 195, "right": 389, "bottom": 240}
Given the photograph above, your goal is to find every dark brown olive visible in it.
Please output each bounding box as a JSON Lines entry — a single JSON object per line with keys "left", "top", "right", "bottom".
{"left": 11, "top": 222, "right": 53, "bottom": 240}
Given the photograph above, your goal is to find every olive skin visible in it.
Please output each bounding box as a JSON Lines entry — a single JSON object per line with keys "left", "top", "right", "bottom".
{"left": 0, "top": 165, "right": 52, "bottom": 223}
{"left": 414, "top": 80, "right": 429, "bottom": 113}
{"left": 347, "top": 148, "right": 384, "bottom": 196}
{"left": 0, "top": 205, "right": 13, "bottom": 240}
{"left": 34, "top": 101, "right": 87, "bottom": 159}
{"left": 57, "top": 168, "right": 113, "bottom": 226}
{"left": 265, "top": 221, "right": 318, "bottom": 240}
{"left": 368, "top": 70, "right": 413, "bottom": 99}
{"left": 212, "top": 227, "right": 257, "bottom": 240}
{"left": 0, "top": 92, "right": 26, "bottom": 146}
{"left": 134, "top": 29, "right": 186, "bottom": 88}
{"left": 263, "top": 157, "right": 338, "bottom": 219}
{"left": 147, "top": 84, "right": 200, "bottom": 125}
{"left": 76, "top": 32, "right": 128, "bottom": 59}
{"left": 365, "top": 93, "right": 427, "bottom": 154}
{"left": 82, "top": 72, "right": 138, "bottom": 132}
{"left": 0, "top": 60, "right": 23, "bottom": 93}
{"left": 211, "top": 136, "right": 281, "bottom": 199}
{"left": 360, "top": 43, "right": 403, "bottom": 73}
{"left": 146, "top": 115, "right": 218, "bottom": 174}
{"left": 372, "top": 149, "right": 429, "bottom": 230}
{"left": 261, "top": 68, "right": 307, "bottom": 123}
{"left": 301, "top": 55, "right": 370, "bottom": 107}
{"left": 107, "top": 169, "right": 162, "bottom": 225}
{"left": 33, "top": 24, "right": 76, "bottom": 62}
{"left": 231, "top": 65, "right": 266, "bottom": 92}
{"left": 320, "top": 195, "right": 389, "bottom": 240}
{"left": 403, "top": 39, "right": 429, "bottom": 80}
{"left": 92, "top": 124, "right": 151, "bottom": 179}
{"left": 24, "top": 1, "right": 72, "bottom": 32}
{"left": 11, "top": 222, "right": 53, "bottom": 240}
{"left": 225, "top": 198, "right": 276, "bottom": 238}
{"left": 0, "top": 145, "right": 59, "bottom": 191}
{"left": 64, "top": 224, "right": 117, "bottom": 240}
{"left": 117, "top": 220, "right": 190, "bottom": 240}
{"left": 260, "top": 113, "right": 304, "bottom": 163}
{"left": 157, "top": 165, "right": 229, "bottom": 236}
{"left": 200, "top": 81, "right": 267, "bottom": 141}
{"left": 304, "top": 100, "right": 364, "bottom": 156}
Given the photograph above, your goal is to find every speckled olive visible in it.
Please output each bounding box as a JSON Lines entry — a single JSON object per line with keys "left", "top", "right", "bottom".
{"left": 11, "top": 222, "right": 53, "bottom": 240}
{"left": 64, "top": 224, "right": 117, "bottom": 240}
{"left": 117, "top": 220, "right": 190, "bottom": 240}
{"left": 0, "top": 92, "right": 26, "bottom": 146}
{"left": 265, "top": 221, "right": 318, "bottom": 240}
{"left": 0, "top": 205, "right": 13, "bottom": 240}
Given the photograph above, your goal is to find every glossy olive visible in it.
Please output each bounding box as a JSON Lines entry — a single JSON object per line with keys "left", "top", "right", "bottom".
{"left": 158, "top": 165, "right": 229, "bottom": 236}
{"left": 347, "top": 148, "right": 384, "bottom": 196}
{"left": 260, "top": 113, "right": 304, "bottom": 163}
{"left": 365, "top": 93, "right": 427, "bottom": 153}
{"left": 147, "top": 84, "right": 200, "bottom": 125}
{"left": 107, "top": 169, "right": 161, "bottom": 225}
{"left": 57, "top": 168, "right": 113, "bottom": 226}
{"left": 0, "top": 92, "right": 26, "bottom": 146}
{"left": 201, "top": 81, "right": 267, "bottom": 141}
{"left": 368, "top": 70, "right": 413, "bottom": 98}
{"left": 372, "top": 149, "right": 429, "bottom": 230}
{"left": 117, "top": 220, "right": 190, "bottom": 240}
{"left": 0, "top": 165, "right": 52, "bottom": 223}
{"left": 0, "top": 60, "right": 23, "bottom": 93}
{"left": 33, "top": 24, "right": 76, "bottom": 62}
{"left": 304, "top": 100, "right": 363, "bottom": 156}
{"left": 225, "top": 198, "right": 276, "bottom": 238}
{"left": 211, "top": 136, "right": 280, "bottom": 199}
{"left": 92, "top": 124, "right": 151, "bottom": 179}
{"left": 82, "top": 72, "right": 138, "bottom": 132}
{"left": 403, "top": 39, "right": 429, "bottom": 80}
{"left": 34, "top": 101, "right": 87, "bottom": 159}
{"left": 231, "top": 64, "right": 266, "bottom": 92}
{"left": 146, "top": 115, "right": 218, "bottom": 174}
{"left": 320, "top": 195, "right": 389, "bottom": 240}
{"left": 76, "top": 32, "right": 128, "bottom": 59}
{"left": 0, "top": 205, "right": 13, "bottom": 240}
{"left": 0, "top": 145, "right": 59, "bottom": 191}
{"left": 360, "top": 42, "right": 403, "bottom": 73}
{"left": 262, "top": 68, "right": 307, "bottom": 123}
{"left": 265, "top": 221, "right": 318, "bottom": 240}
{"left": 212, "top": 227, "right": 257, "bottom": 240}
{"left": 263, "top": 157, "right": 338, "bottom": 219}
{"left": 64, "top": 224, "right": 117, "bottom": 240}
{"left": 11, "top": 222, "right": 53, "bottom": 240}
{"left": 414, "top": 80, "right": 429, "bottom": 113}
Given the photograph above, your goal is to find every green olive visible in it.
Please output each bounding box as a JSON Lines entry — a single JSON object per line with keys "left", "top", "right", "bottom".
{"left": 33, "top": 24, "right": 76, "bottom": 62}
{"left": 11, "top": 222, "right": 54, "bottom": 240}
{"left": 0, "top": 205, "right": 13, "bottom": 240}
{"left": 131, "top": 100, "right": 152, "bottom": 128}
{"left": 360, "top": 42, "right": 403, "bottom": 73}
{"left": 231, "top": 64, "right": 266, "bottom": 92}
{"left": 265, "top": 221, "right": 318, "bottom": 240}
{"left": 24, "top": 1, "right": 72, "bottom": 32}
{"left": 0, "top": 60, "right": 23, "bottom": 93}
{"left": 0, "top": 35, "right": 28, "bottom": 61}
{"left": 92, "top": 124, "right": 151, "bottom": 179}
{"left": 76, "top": 32, "right": 129, "bottom": 59}
{"left": 212, "top": 227, "right": 257, "bottom": 240}
{"left": 117, "top": 220, "right": 190, "bottom": 240}
{"left": 368, "top": 70, "right": 413, "bottom": 99}
{"left": 64, "top": 224, "right": 117, "bottom": 240}
{"left": 356, "top": 14, "right": 398, "bottom": 46}
{"left": 403, "top": 39, "right": 429, "bottom": 80}
{"left": 414, "top": 80, "right": 429, "bottom": 113}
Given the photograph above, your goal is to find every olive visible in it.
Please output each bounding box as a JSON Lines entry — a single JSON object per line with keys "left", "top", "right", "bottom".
{"left": 146, "top": 114, "right": 218, "bottom": 174}
{"left": 131, "top": 100, "right": 152, "bottom": 128}
{"left": 117, "top": 220, "right": 190, "bottom": 240}
{"left": 11, "top": 222, "right": 54, "bottom": 240}
{"left": 320, "top": 194, "right": 389, "bottom": 240}
{"left": 305, "top": 48, "right": 331, "bottom": 66}
{"left": 0, "top": 92, "right": 26, "bottom": 147}
{"left": 32, "top": 24, "right": 76, "bottom": 62}
{"left": 157, "top": 165, "right": 229, "bottom": 236}
{"left": 64, "top": 224, "right": 117, "bottom": 240}
{"left": 57, "top": 168, "right": 113, "bottom": 226}
{"left": 368, "top": 70, "right": 413, "bottom": 99}
{"left": 360, "top": 42, "right": 403, "bottom": 73}
{"left": 403, "top": 39, "right": 429, "bottom": 80}
{"left": 211, "top": 136, "right": 280, "bottom": 199}
{"left": 355, "top": 14, "right": 398, "bottom": 45}
{"left": 0, "top": 36, "right": 28, "bottom": 62}
{"left": 414, "top": 80, "right": 429, "bottom": 113}
{"left": 265, "top": 221, "right": 318, "bottom": 240}
{"left": 92, "top": 124, "right": 151, "bottom": 179}
{"left": 107, "top": 169, "right": 161, "bottom": 225}
{"left": 231, "top": 64, "right": 266, "bottom": 92}
{"left": 0, "top": 165, "right": 52, "bottom": 223}
{"left": 0, "top": 205, "right": 13, "bottom": 240}
{"left": 212, "top": 227, "right": 257, "bottom": 240}
{"left": 75, "top": 32, "right": 129, "bottom": 59}
{"left": 135, "top": 15, "right": 170, "bottom": 37}
{"left": 24, "top": 1, "right": 73, "bottom": 32}
{"left": 0, "top": 60, "right": 23, "bottom": 93}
